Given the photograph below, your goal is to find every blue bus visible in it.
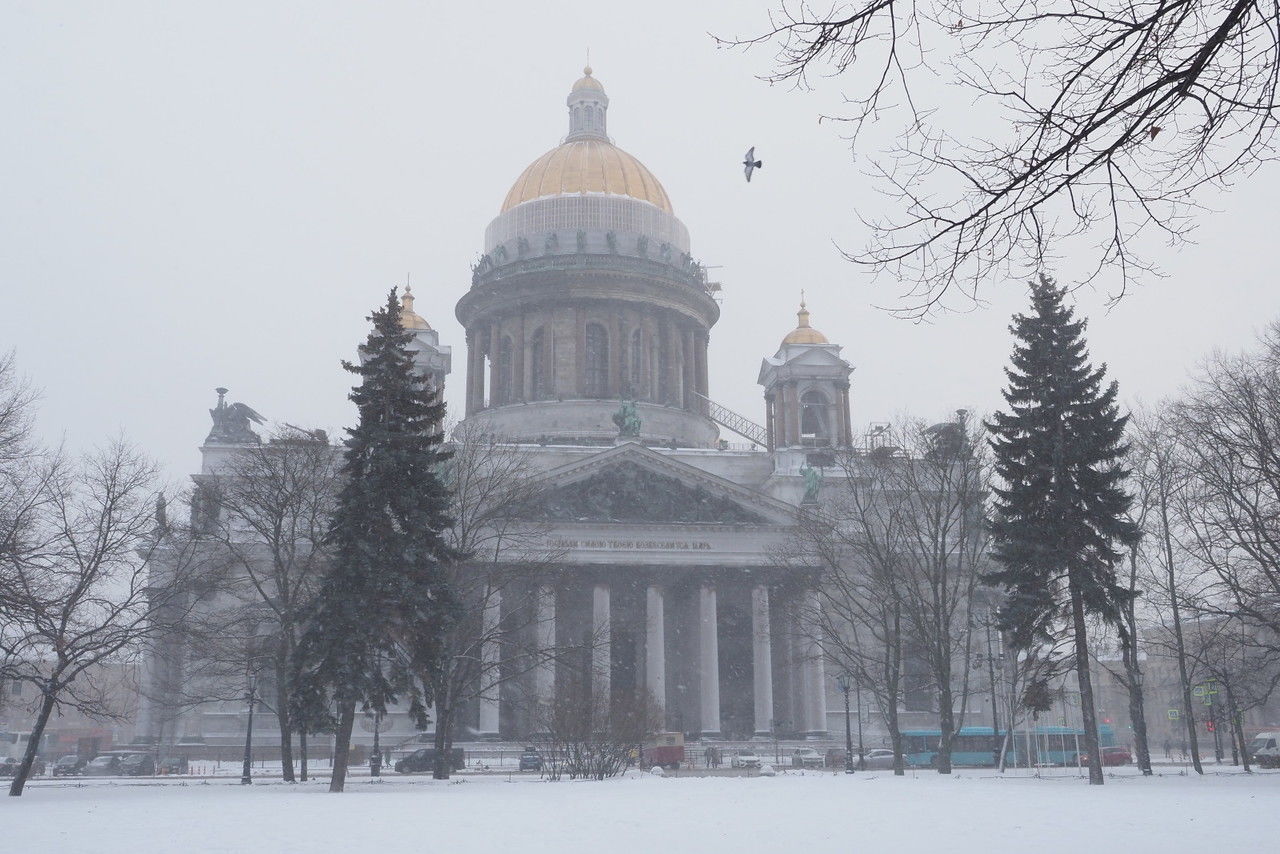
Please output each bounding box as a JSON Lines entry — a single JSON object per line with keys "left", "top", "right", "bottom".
{"left": 901, "top": 725, "right": 1117, "bottom": 768}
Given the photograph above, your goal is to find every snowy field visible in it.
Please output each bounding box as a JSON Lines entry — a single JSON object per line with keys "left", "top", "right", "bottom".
{"left": 5, "top": 767, "right": 1278, "bottom": 854}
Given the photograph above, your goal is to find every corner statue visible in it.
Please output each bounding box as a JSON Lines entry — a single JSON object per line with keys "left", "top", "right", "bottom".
{"left": 612, "top": 399, "right": 642, "bottom": 438}
{"left": 206, "top": 387, "right": 266, "bottom": 444}
{"left": 799, "top": 462, "right": 823, "bottom": 504}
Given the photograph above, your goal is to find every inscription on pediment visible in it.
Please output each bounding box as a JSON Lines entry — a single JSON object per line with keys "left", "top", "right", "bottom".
{"left": 538, "top": 462, "right": 766, "bottom": 524}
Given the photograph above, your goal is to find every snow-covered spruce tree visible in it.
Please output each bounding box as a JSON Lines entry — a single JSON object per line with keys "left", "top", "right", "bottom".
{"left": 297, "top": 288, "right": 456, "bottom": 793}
{"left": 985, "top": 275, "right": 1139, "bottom": 786}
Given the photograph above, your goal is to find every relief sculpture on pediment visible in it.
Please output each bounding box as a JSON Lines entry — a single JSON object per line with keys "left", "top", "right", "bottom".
{"left": 537, "top": 462, "right": 766, "bottom": 524}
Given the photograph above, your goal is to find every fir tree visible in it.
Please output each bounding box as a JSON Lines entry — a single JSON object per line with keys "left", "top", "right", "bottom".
{"left": 985, "top": 275, "right": 1139, "bottom": 786}
{"left": 297, "top": 288, "right": 456, "bottom": 792}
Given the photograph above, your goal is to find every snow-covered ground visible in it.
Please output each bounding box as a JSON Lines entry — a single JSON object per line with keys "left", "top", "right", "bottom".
{"left": 4, "top": 767, "right": 1277, "bottom": 853}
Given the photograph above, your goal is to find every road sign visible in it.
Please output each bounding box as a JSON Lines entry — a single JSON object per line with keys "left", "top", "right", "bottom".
{"left": 1167, "top": 709, "right": 1180, "bottom": 720}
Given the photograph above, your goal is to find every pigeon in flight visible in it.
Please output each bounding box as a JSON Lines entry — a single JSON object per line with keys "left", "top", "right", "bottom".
{"left": 743, "top": 147, "right": 763, "bottom": 182}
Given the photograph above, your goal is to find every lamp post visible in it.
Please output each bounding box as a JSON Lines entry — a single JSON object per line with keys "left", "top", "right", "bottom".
{"left": 836, "top": 672, "right": 855, "bottom": 774}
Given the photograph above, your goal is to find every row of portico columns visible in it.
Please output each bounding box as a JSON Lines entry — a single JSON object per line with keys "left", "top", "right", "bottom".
{"left": 506, "top": 580, "right": 826, "bottom": 739}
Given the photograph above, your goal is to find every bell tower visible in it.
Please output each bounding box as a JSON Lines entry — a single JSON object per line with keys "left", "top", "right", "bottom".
{"left": 758, "top": 298, "right": 853, "bottom": 451}
{"left": 398, "top": 286, "right": 451, "bottom": 393}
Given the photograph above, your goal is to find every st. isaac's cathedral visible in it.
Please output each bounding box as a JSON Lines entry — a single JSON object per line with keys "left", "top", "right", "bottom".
{"left": 139, "top": 68, "right": 861, "bottom": 749}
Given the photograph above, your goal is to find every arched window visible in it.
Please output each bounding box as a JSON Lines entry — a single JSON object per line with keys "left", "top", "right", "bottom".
{"left": 629, "top": 329, "right": 642, "bottom": 397}
{"left": 585, "top": 323, "right": 608, "bottom": 398}
{"left": 800, "top": 390, "right": 830, "bottom": 445}
{"left": 529, "top": 328, "right": 548, "bottom": 400}
{"left": 495, "top": 336, "right": 514, "bottom": 406}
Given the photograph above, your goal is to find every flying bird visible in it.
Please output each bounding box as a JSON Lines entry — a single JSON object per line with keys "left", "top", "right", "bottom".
{"left": 743, "top": 147, "right": 763, "bottom": 182}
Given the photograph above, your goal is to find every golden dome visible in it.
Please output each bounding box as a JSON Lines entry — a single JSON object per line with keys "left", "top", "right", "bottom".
{"left": 782, "top": 299, "right": 829, "bottom": 346}
{"left": 501, "top": 138, "right": 673, "bottom": 214}
{"left": 572, "top": 65, "right": 605, "bottom": 93}
{"left": 399, "top": 286, "right": 431, "bottom": 331}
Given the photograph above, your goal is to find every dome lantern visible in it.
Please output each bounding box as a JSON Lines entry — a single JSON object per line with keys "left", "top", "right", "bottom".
{"left": 399, "top": 286, "right": 432, "bottom": 331}
{"left": 781, "top": 296, "right": 830, "bottom": 346}
{"left": 566, "top": 65, "right": 609, "bottom": 142}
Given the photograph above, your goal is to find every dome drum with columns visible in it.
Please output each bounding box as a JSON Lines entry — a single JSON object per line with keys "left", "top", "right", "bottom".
{"left": 458, "top": 68, "right": 719, "bottom": 447}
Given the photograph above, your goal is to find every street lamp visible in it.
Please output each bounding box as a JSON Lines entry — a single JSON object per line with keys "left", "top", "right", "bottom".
{"left": 835, "top": 672, "right": 855, "bottom": 774}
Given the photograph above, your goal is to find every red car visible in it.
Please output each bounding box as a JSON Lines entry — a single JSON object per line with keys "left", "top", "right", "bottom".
{"left": 1076, "top": 746, "right": 1132, "bottom": 766}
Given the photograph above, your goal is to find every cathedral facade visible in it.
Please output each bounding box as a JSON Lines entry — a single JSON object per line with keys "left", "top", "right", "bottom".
{"left": 141, "top": 69, "right": 858, "bottom": 748}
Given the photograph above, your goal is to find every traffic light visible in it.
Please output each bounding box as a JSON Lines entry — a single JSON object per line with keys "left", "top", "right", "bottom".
{"left": 1205, "top": 720, "right": 1216, "bottom": 733}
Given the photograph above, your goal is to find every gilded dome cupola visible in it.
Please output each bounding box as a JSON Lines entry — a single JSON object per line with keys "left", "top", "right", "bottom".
{"left": 457, "top": 66, "right": 720, "bottom": 449}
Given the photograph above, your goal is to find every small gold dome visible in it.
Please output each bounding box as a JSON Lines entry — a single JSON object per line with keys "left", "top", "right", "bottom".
{"left": 399, "top": 286, "right": 431, "bottom": 331}
{"left": 501, "top": 138, "right": 673, "bottom": 213}
{"left": 572, "top": 65, "right": 605, "bottom": 92}
{"left": 782, "top": 299, "right": 829, "bottom": 346}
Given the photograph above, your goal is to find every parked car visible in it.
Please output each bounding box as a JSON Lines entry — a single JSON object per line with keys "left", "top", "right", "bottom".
{"left": 82, "top": 754, "right": 123, "bottom": 776}
{"left": 120, "top": 752, "right": 156, "bottom": 776}
{"left": 730, "top": 749, "right": 761, "bottom": 769}
{"left": 861, "top": 748, "right": 897, "bottom": 770}
{"left": 1248, "top": 732, "right": 1280, "bottom": 768}
{"left": 1075, "top": 746, "right": 1132, "bottom": 767}
{"left": 394, "top": 747, "right": 465, "bottom": 774}
{"left": 51, "top": 755, "right": 88, "bottom": 777}
{"left": 791, "top": 748, "right": 825, "bottom": 769}
{"left": 518, "top": 748, "right": 543, "bottom": 772}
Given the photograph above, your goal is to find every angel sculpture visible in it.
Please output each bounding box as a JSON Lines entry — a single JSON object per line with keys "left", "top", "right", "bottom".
{"left": 206, "top": 387, "right": 266, "bottom": 444}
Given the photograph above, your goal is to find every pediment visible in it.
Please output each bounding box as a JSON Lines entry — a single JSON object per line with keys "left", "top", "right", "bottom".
{"left": 532, "top": 443, "right": 795, "bottom": 525}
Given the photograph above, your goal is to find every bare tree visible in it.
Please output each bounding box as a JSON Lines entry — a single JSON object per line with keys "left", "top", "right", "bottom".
{"left": 886, "top": 413, "right": 988, "bottom": 773}
{"left": 794, "top": 413, "right": 988, "bottom": 773}
{"left": 0, "top": 440, "right": 200, "bottom": 796}
{"left": 424, "top": 425, "right": 562, "bottom": 779}
{"left": 1183, "top": 612, "right": 1280, "bottom": 770}
{"left": 1175, "top": 324, "right": 1280, "bottom": 641}
{"left": 1129, "top": 404, "right": 1205, "bottom": 773}
{"left": 792, "top": 443, "right": 910, "bottom": 773}
{"left": 721, "top": 1, "right": 1279, "bottom": 315}
{"left": 0, "top": 352, "right": 45, "bottom": 603}
{"left": 191, "top": 428, "right": 339, "bottom": 782}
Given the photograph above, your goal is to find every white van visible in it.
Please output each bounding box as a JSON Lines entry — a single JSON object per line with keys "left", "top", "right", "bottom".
{"left": 1247, "top": 731, "right": 1280, "bottom": 768}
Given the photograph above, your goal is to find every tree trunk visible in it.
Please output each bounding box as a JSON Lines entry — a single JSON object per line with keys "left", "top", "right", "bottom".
{"left": 1122, "top": 644, "right": 1153, "bottom": 776}
{"left": 936, "top": 676, "right": 955, "bottom": 774}
{"left": 275, "top": 677, "right": 295, "bottom": 783}
{"left": 887, "top": 602, "right": 905, "bottom": 776}
{"left": 997, "top": 728, "right": 1013, "bottom": 773}
{"left": 1160, "top": 481, "right": 1203, "bottom": 774}
{"left": 1226, "top": 683, "right": 1250, "bottom": 773}
{"left": 1069, "top": 580, "right": 1104, "bottom": 785}
{"left": 433, "top": 705, "right": 452, "bottom": 780}
{"left": 1123, "top": 548, "right": 1153, "bottom": 775}
{"left": 8, "top": 682, "right": 57, "bottom": 797}
{"left": 329, "top": 700, "right": 356, "bottom": 793}
{"left": 299, "top": 725, "right": 309, "bottom": 782}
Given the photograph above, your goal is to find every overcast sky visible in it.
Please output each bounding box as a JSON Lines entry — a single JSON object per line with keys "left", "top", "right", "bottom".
{"left": 3, "top": 1, "right": 1276, "bottom": 481}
